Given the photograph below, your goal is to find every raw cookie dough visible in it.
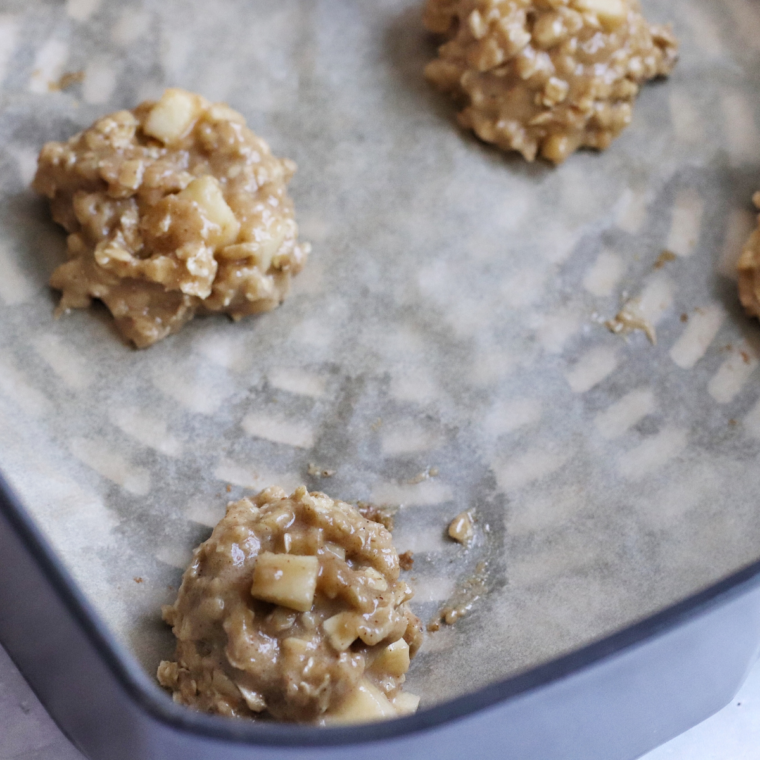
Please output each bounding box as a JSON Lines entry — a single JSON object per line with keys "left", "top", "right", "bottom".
{"left": 33, "top": 88, "right": 309, "bottom": 347}
{"left": 423, "top": 0, "right": 678, "bottom": 163}
{"left": 738, "top": 192, "right": 760, "bottom": 320}
{"left": 158, "top": 486, "right": 423, "bottom": 724}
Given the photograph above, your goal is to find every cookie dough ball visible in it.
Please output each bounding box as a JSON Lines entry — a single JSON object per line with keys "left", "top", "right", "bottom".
{"left": 157, "top": 487, "right": 423, "bottom": 724}
{"left": 33, "top": 88, "right": 310, "bottom": 347}
{"left": 423, "top": 0, "right": 678, "bottom": 163}
{"left": 738, "top": 193, "right": 760, "bottom": 320}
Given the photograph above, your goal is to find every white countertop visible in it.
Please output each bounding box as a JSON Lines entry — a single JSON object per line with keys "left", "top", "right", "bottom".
{"left": 1, "top": 642, "right": 758, "bottom": 760}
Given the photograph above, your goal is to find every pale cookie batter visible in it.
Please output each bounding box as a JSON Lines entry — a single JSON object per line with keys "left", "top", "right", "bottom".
{"left": 158, "top": 486, "right": 423, "bottom": 724}
{"left": 738, "top": 193, "right": 760, "bottom": 321}
{"left": 423, "top": 0, "right": 678, "bottom": 163}
{"left": 33, "top": 88, "right": 309, "bottom": 347}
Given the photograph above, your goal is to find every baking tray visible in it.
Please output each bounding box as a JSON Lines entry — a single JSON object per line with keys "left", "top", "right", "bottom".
{"left": 3, "top": 472, "right": 760, "bottom": 760}
{"left": 3, "top": 0, "right": 760, "bottom": 757}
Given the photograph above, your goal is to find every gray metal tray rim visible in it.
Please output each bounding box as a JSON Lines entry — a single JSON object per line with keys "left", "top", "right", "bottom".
{"left": 3, "top": 470, "right": 760, "bottom": 748}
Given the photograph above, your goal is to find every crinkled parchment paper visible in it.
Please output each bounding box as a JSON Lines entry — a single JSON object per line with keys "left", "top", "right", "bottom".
{"left": 2, "top": 0, "right": 760, "bottom": 708}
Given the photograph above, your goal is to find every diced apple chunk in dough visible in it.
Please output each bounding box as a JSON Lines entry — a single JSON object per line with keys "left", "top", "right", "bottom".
{"left": 392, "top": 691, "right": 420, "bottom": 716}
{"left": 256, "top": 224, "right": 287, "bottom": 271}
{"left": 207, "top": 103, "right": 246, "bottom": 124}
{"left": 217, "top": 225, "right": 285, "bottom": 271}
{"left": 363, "top": 568, "right": 388, "bottom": 592}
{"left": 237, "top": 685, "right": 266, "bottom": 713}
{"left": 143, "top": 88, "right": 202, "bottom": 144}
{"left": 372, "top": 638, "right": 410, "bottom": 677}
{"left": 179, "top": 176, "right": 241, "bottom": 247}
{"left": 323, "top": 542, "right": 346, "bottom": 560}
{"left": 323, "top": 611, "right": 359, "bottom": 651}
{"left": 250, "top": 552, "right": 318, "bottom": 612}
{"left": 572, "top": 0, "right": 626, "bottom": 28}
{"left": 325, "top": 680, "right": 397, "bottom": 724}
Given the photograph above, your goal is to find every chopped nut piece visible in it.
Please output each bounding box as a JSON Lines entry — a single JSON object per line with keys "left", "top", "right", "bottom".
{"left": 448, "top": 511, "right": 474, "bottom": 545}
{"left": 399, "top": 551, "right": 415, "bottom": 571}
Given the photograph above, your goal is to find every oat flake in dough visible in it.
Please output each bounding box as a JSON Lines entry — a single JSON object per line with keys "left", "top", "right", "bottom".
{"left": 423, "top": 0, "right": 678, "bottom": 164}
{"left": 158, "top": 487, "right": 423, "bottom": 724}
{"left": 33, "top": 88, "right": 309, "bottom": 347}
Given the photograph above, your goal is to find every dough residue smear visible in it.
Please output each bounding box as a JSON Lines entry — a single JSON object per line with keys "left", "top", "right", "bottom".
{"left": 307, "top": 463, "right": 336, "bottom": 478}
{"left": 605, "top": 299, "right": 656, "bottom": 344}
{"left": 48, "top": 70, "right": 85, "bottom": 92}
{"left": 158, "top": 486, "right": 423, "bottom": 724}
{"left": 427, "top": 561, "right": 488, "bottom": 632}
{"left": 33, "top": 88, "right": 309, "bottom": 347}
{"left": 653, "top": 249, "right": 677, "bottom": 270}
{"left": 423, "top": 0, "right": 678, "bottom": 163}
{"left": 407, "top": 466, "right": 439, "bottom": 485}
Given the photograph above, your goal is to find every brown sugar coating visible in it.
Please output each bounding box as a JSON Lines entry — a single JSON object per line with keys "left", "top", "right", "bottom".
{"left": 33, "top": 88, "right": 309, "bottom": 347}
{"left": 157, "top": 486, "right": 423, "bottom": 724}
{"left": 423, "top": 0, "right": 678, "bottom": 164}
{"left": 738, "top": 193, "right": 760, "bottom": 320}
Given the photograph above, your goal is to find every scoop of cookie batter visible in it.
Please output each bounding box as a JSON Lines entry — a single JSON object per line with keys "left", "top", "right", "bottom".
{"left": 423, "top": 0, "right": 678, "bottom": 163}
{"left": 33, "top": 88, "right": 309, "bottom": 347}
{"left": 738, "top": 193, "right": 760, "bottom": 321}
{"left": 157, "top": 486, "right": 423, "bottom": 724}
